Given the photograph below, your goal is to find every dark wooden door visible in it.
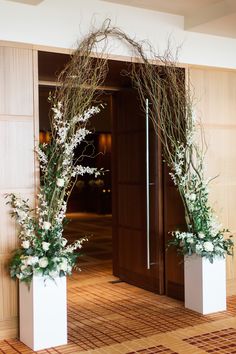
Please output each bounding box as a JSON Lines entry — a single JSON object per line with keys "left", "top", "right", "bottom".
{"left": 164, "top": 166, "right": 185, "bottom": 300}
{"left": 112, "top": 89, "right": 164, "bottom": 294}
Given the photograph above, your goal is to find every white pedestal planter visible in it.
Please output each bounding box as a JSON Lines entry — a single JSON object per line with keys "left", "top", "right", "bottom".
{"left": 184, "top": 255, "right": 226, "bottom": 315}
{"left": 19, "top": 276, "right": 67, "bottom": 351}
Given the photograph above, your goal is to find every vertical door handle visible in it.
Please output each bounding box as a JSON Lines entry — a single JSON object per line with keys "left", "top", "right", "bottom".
{"left": 146, "top": 98, "right": 150, "bottom": 270}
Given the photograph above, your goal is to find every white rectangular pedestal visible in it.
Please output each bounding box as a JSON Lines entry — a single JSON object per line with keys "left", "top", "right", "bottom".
{"left": 184, "top": 255, "right": 226, "bottom": 314}
{"left": 19, "top": 276, "right": 67, "bottom": 351}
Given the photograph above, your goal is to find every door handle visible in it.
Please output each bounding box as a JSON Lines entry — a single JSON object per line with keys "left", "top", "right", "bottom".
{"left": 146, "top": 98, "right": 151, "bottom": 270}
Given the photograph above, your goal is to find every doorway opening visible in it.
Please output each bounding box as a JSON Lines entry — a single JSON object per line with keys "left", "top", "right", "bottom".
{"left": 38, "top": 51, "right": 185, "bottom": 301}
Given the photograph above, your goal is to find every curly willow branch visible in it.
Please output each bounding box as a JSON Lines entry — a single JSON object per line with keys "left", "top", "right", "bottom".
{"left": 48, "top": 19, "right": 201, "bottom": 228}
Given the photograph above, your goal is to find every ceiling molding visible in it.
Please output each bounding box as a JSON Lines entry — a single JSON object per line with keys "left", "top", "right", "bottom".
{"left": 185, "top": 0, "right": 236, "bottom": 30}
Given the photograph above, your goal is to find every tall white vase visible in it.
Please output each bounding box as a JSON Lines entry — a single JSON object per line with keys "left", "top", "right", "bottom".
{"left": 19, "top": 275, "right": 67, "bottom": 351}
{"left": 184, "top": 254, "right": 226, "bottom": 314}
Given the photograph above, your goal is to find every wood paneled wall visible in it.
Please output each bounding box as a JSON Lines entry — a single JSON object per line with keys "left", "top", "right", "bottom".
{"left": 0, "top": 46, "right": 37, "bottom": 339}
{"left": 189, "top": 68, "right": 236, "bottom": 295}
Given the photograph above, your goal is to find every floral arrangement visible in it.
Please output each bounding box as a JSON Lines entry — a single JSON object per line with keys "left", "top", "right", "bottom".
{"left": 8, "top": 103, "right": 103, "bottom": 282}
{"left": 168, "top": 114, "right": 234, "bottom": 262}
{"left": 125, "top": 40, "right": 234, "bottom": 262}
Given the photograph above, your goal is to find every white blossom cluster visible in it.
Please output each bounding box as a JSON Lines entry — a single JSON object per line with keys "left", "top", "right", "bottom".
{"left": 9, "top": 101, "right": 103, "bottom": 283}
{"left": 54, "top": 200, "right": 67, "bottom": 225}
{"left": 9, "top": 192, "right": 88, "bottom": 281}
{"left": 14, "top": 236, "right": 88, "bottom": 280}
{"left": 169, "top": 119, "right": 233, "bottom": 262}
{"left": 51, "top": 104, "right": 102, "bottom": 182}
{"left": 172, "top": 228, "right": 227, "bottom": 261}
{"left": 71, "top": 165, "right": 101, "bottom": 178}
{"left": 72, "top": 105, "right": 101, "bottom": 124}
{"left": 36, "top": 144, "right": 48, "bottom": 172}
{"left": 36, "top": 192, "right": 50, "bottom": 229}
{"left": 10, "top": 196, "right": 35, "bottom": 243}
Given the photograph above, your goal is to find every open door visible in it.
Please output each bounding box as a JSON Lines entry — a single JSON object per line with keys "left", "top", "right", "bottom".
{"left": 112, "top": 89, "right": 164, "bottom": 294}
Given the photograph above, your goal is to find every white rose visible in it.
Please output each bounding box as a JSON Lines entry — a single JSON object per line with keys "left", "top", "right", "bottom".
{"left": 198, "top": 232, "right": 205, "bottom": 239}
{"left": 26, "top": 256, "right": 38, "bottom": 266}
{"left": 56, "top": 178, "right": 65, "bottom": 188}
{"left": 43, "top": 221, "right": 51, "bottom": 231}
{"left": 39, "top": 257, "right": 49, "bottom": 268}
{"left": 42, "top": 242, "right": 50, "bottom": 251}
{"left": 203, "top": 241, "right": 214, "bottom": 252}
{"left": 187, "top": 237, "right": 194, "bottom": 244}
{"left": 22, "top": 240, "right": 30, "bottom": 249}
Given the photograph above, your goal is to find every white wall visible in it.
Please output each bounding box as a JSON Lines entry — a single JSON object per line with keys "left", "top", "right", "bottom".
{"left": 0, "top": 0, "right": 236, "bottom": 68}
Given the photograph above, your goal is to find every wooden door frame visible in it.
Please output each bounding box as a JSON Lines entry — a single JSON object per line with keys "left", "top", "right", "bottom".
{"left": 35, "top": 46, "right": 188, "bottom": 298}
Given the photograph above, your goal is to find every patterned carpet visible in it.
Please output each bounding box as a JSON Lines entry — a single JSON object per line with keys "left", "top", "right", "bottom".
{"left": 1, "top": 214, "right": 236, "bottom": 353}
{"left": 64, "top": 213, "right": 112, "bottom": 264}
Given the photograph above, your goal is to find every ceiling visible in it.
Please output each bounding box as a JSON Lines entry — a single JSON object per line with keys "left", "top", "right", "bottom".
{"left": 6, "top": 0, "right": 44, "bottom": 4}
{"left": 5, "top": 0, "right": 236, "bottom": 38}
{"left": 102, "top": 0, "right": 236, "bottom": 38}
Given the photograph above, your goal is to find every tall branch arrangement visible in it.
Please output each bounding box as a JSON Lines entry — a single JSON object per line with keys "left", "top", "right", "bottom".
{"left": 69, "top": 20, "right": 233, "bottom": 262}
{"left": 9, "top": 20, "right": 233, "bottom": 282}
{"left": 8, "top": 24, "right": 111, "bottom": 282}
{"left": 130, "top": 61, "right": 234, "bottom": 261}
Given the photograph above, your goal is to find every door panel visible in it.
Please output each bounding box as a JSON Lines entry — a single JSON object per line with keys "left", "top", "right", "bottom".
{"left": 112, "top": 89, "right": 164, "bottom": 293}
{"left": 164, "top": 167, "right": 185, "bottom": 300}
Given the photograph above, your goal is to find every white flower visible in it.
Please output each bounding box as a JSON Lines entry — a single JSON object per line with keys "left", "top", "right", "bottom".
{"left": 187, "top": 237, "right": 194, "bottom": 244}
{"left": 208, "top": 217, "right": 222, "bottom": 237}
{"left": 20, "top": 264, "right": 28, "bottom": 272}
{"left": 77, "top": 106, "right": 101, "bottom": 122}
{"left": 22, "top": 240, "right": 30, "bottom": 249}
{"left": 198, "top": 232, "right": 205, "bottom": 239}
{"left": 26, "top": 256, "right": 38, "bottom": 266}
{"left": 188, "top": 194, "right": 196, "bottom": 202}
{"left": 42, "top": 242, "right": 50, "bottom": 251}
{"left": 18, "top": 210, "right": 27, "bottom": 221}
{"left": 39, "top": 257, "right": 49, "bottom": 268}
{"left": 61, "top": 238, "right": 67, "bottom": 246}
{"left": 36, "top": 147, "right": 48, "bottom": 169}
{"left": 56, "top": 178, "right": 65, "bottom": 188}
{"left": 203, "top": 241, "right": 214, "bottom": 252}
{"left": 43, "top": 221, "right": 51, "bottom": 231}
{"left": 59, "top": 259, "right": 68, "bottom": 272}
{"left": 49, "top": 270, "right": 59, "bottom": 278}
{"left": 195, "top": 244, "right": 203, "bottom": 254}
